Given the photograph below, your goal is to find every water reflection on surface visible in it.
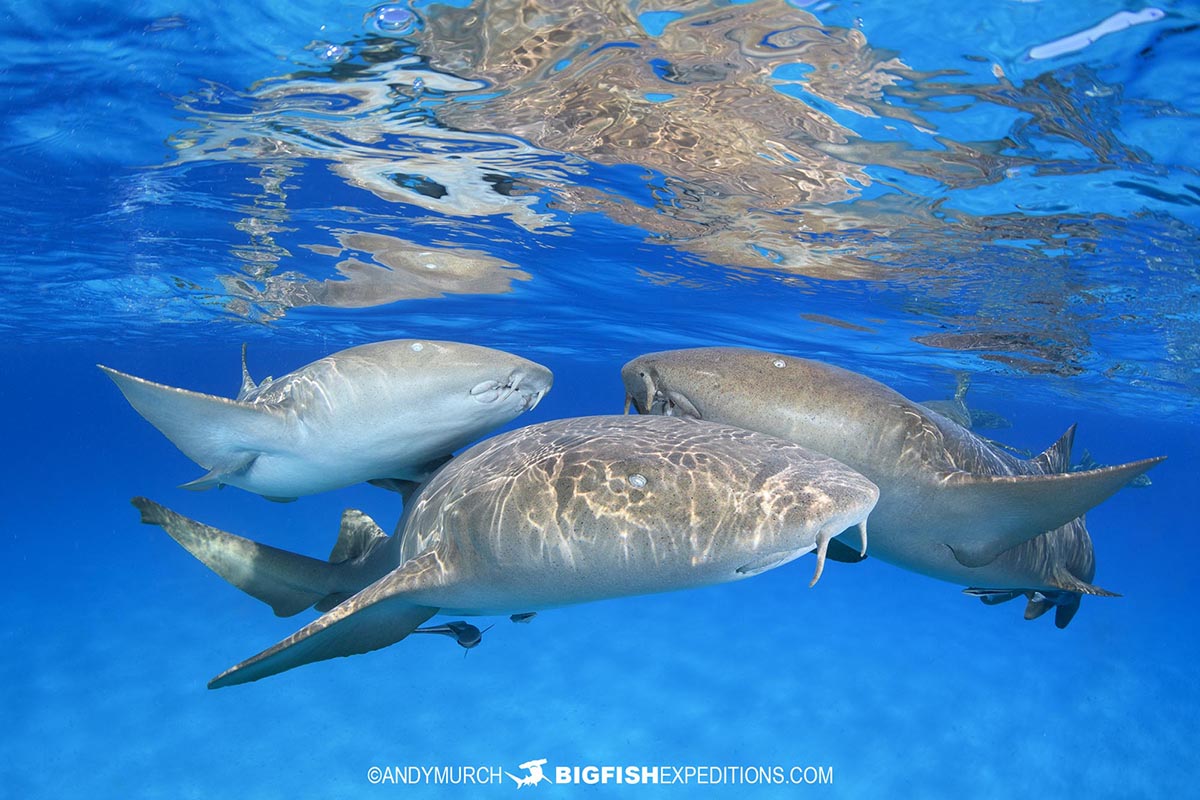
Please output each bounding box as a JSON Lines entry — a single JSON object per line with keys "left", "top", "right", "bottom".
{"left": 153, "top": 0, "right": 1199, "bottom": 394}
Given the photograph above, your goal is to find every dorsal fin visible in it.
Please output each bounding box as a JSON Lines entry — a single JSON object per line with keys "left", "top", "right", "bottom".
{"left": 237, "top": 343, "right": 257, "bottom": 401}
{"left": 1031, "top": 424, "right": 1076, "bottom": 474}
{"left": 329, "top": 509, "right": 389, "bottom": 564}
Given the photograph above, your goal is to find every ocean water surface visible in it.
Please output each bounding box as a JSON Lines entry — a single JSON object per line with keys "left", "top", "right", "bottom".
{"left": 3, "top": 0, "right": 1198, "bottom": 797}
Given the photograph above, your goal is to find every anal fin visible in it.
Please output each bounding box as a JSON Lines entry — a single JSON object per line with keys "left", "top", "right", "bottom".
{"left": 1047, "top": 568, "right": 1120, "bottom": 598}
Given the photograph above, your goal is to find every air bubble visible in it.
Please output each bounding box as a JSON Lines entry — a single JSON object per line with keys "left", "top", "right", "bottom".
{"left": 628, "top": 473, "right": 647, "bottom": 488}
{"left": 307, "top": 42, "right": 349, "bottom": 63}
{"left": 367, "top": 4, "right": 416, "bottom": 35}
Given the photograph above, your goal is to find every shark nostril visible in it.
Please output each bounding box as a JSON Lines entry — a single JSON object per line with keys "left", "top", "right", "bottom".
{"left": 471, "top": 379, "right": 502, "bottom": 399}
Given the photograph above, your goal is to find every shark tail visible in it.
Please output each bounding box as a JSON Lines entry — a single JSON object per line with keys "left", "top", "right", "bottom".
{"left": 100, "top": 365, "right": 289, "bottom": 490}
{"left": 131, "top": 497, "right": 391, "bottom": 617}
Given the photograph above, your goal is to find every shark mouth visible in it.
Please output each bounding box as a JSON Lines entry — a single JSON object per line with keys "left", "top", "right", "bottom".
{"left": 623, "top": 388, "right": 699, "bottom": 418}
{"left": 628, "top": 389, "right": 700, "bottom": 419}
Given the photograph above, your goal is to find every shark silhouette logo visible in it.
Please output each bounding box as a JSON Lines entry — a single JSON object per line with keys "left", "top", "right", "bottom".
{"left": 506, "top": 758, "right": 550, "bottom": 788}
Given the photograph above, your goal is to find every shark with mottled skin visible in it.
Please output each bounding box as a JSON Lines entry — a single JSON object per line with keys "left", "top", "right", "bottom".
{"left": 101, "top": 340, "right": 552, "bottom": 501}
{"left": 133, "top": 415, "right": 878, "bottom": 687}
{"left": 622, "top": 347, "right": 1165, "bottom": 628}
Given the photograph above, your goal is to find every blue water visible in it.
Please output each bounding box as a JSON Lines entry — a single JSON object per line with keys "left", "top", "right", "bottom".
{"left": 3, "top": 1, "right": 1198, "bottom": 797}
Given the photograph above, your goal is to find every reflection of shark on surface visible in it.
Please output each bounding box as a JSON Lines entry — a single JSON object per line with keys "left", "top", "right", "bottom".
{"left": 918, "top": 372, "right": 1011, "bottom": 431}
{"left": 507, "top": 759, "right": 550, "bottom": 788}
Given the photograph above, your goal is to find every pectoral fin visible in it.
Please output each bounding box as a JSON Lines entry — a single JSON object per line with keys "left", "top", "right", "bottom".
{"left": 939, "top": 455, "right": 1164, "bottom": 568}
{"left": 208, "top": 550, "right": 448, "bottom": 688}
{"left": 1024, "top": 595, "right": 1054, "bottom": 620}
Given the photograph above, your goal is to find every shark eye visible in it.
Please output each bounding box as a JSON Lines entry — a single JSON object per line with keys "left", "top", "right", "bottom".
{"left": 772, "top": 358, "right": 785, "bottom": 368}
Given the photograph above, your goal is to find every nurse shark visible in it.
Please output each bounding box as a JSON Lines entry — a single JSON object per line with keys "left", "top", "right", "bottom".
{"left": 622, "top": 347, "right": 1165, "bottom": 627}
{"left": 101, "top": 340, "right": 552, "bottom": 501}
{"left": 132, "top": 415, "right": 878, "bottom": 687}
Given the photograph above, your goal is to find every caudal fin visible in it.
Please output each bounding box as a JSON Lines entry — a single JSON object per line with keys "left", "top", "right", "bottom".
{"left": 133, "top": 497, "right": 351, "bottom": 617}
{"left": 100, "top": 365, "right": 288, "bottom": 487}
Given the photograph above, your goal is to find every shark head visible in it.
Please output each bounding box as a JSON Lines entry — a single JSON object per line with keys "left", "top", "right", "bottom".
{"left": 621, "top": 353, "right": 704, "bottom": 419}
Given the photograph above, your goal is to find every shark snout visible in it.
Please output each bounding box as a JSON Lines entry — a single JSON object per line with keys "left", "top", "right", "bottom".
{"left": 514, "top": 364, "right": 553, "bottom": 411}
{"left": 472, "top": 365, "right": 553, "bottom": 410}
{"left": 620, "top": 359, "right": 657, "bottom": 415}
{"left": 621, "top": 367, "right": 701, "bottom": 420}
